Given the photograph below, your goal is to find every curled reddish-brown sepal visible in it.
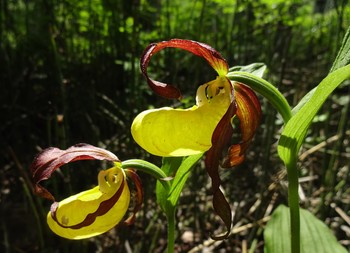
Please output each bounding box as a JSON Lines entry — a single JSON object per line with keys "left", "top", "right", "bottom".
{"left": 30, "top": 143, "right": 120, "bottom": 201}
{"left": 222, "top": 83, "right": 262, "bottom": 167}
{"left": 205, "top": 98, "right": 236, "bottom": 240}
{"left": 140, "top": 38, "right": 229, "bottom": 99}
{"left": 123, "top": 169, "right": 143, "bottom": 225}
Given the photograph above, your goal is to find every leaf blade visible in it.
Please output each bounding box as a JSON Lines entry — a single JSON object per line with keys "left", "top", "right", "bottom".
{"left": 167, "top": 153, "right": 203, "bottom": 206}
{"left": 278, "top": 64, "right": 350, "bottom": 164}
{"left": 264, "top": 205, "right": 347, "bottom": 253}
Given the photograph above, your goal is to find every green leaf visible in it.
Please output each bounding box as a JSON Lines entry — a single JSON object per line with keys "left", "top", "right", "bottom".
{"left": 160, "top": 157, "right": 184, "bottom": 176}
{"left": 156, "top": 157, "right": 183, "bottom": 214}
{"left": 278, "top": 64, "right": 350, "bottom": 164}
{"left": 264, "top": 205, "right": 347, "bottom": 253}
{"left": 167, "top": 153, "right": 203, "bottom": 206}
{"left": 330, "top": 25, "right": 350, "bottom": 72}
{"left": 155, "top": 154, "right": 203, "bottom": 214}
{"left": 291, "top": 87, "right": 316, "bottom": 115}
{"left": 228, "top": 62, "right": 267, "bottom": 78}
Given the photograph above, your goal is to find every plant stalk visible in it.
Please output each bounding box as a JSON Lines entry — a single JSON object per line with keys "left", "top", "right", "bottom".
{"left": 287, "top": 156, "right": 300, "bottom": 253}
{"left": 166, "top": 208, "right": 176, "bottom": 253}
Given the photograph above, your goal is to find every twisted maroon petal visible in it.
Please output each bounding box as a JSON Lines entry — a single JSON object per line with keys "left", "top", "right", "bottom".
{"left": 205, "top": 97, "right": 236, "bottom": 239}
{"left": 222, "top": 83, "right": 261, "bottom": 167}
{"left": 123, "top": 169, "right": 143, "bottom": 225}
{"left": 140, "top": 39, "right": 229, "bottom": 99}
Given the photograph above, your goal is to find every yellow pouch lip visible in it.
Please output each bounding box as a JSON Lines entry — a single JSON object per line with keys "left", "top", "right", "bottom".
{"left": 47, "top": 167, "right": 130, "bottom": 240}
{"left": 131, "top": 77, "right": 232, "bottom": 157}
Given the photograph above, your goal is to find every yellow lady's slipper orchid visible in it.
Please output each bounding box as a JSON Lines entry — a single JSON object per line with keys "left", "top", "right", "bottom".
{"left": 30, "top": 144, "right": 143, "bottom": 240}
{"left": 131, "top": 39, "right": 262, "bottom": 238}
{"left": 132, "top": 39, "right": 261, "bottom": 166}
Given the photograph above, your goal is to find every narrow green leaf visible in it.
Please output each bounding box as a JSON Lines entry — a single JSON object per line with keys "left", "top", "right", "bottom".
{"left": 155, "top": 154, "right": 203, "bottom": 217}
{"left": 291, "top": 87, "right": 316, "bottom": 115}
{"left": 264, "top": 205, "right": 347, "bottom": 253}
{"left": 278, "top": 64, "right": 350, "bottom": 164}
{"left": 156, "top": 157, "right": 183, "bottom": 214}
{"left": 167, "top": 153, "right": 203, "bottom": 206}
{"left": 160, "top": 157, "right": 184, "bottom": 176}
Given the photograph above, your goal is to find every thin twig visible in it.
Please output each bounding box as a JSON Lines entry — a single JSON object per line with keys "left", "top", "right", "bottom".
{"left": 188, "top": 216, "right": 271, "bottom": 253}
{"left": 331, "top": 203, "right": 350, "bottom": 226}
{"left": 299, "top": 130, "right": 350, "bottom": 161}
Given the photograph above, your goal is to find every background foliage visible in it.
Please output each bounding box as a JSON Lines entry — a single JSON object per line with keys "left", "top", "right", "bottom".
{"left": 1, "top": 0, "right": 349, "bottom": 252}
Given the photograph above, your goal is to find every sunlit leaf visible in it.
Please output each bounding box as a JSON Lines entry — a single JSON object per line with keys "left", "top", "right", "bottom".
{"left": 264, "top": 205, "right": 347, "bottom": 253}
{"left": 156, "top": 157, "right": 183, "bottom": 214}
{"left": 278, "top": 64, "right": 350, "bottom": 164}
{"left": 167, "top": 153, "right": 203, "bottom": 206}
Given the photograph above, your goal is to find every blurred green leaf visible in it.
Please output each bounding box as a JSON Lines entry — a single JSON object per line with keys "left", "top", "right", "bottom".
{"left": 228, "top": 63, "right": 267, "bottom": 78}
{"left": 264, "top": 205, "right": 347, "bottom": 253}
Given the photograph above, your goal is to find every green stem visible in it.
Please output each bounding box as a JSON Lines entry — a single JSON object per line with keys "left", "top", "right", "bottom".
{"left": 166, "top": 208, "right": 176, "bottom": 253}
{"left": 227, "top": 71, "right": 292, "bottom": 123}
{"left": 287, "top": 157, "right": 300, "bottom": 253}
{"left": 121, "top": 159, "right": 170, "bottom": 190}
